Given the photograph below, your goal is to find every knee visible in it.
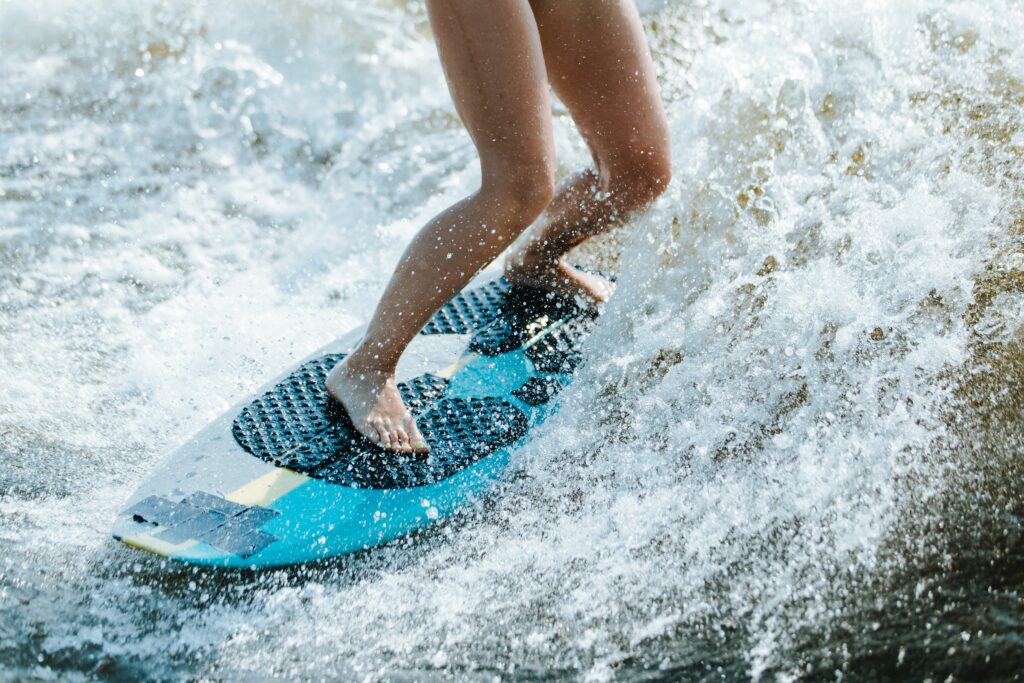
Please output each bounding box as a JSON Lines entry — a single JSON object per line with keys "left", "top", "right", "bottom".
{"left": 604, "top": 148, "right": 672, "bottom": 212}
{"left": 484, "top": 159, "right": 556, "bottom": 228}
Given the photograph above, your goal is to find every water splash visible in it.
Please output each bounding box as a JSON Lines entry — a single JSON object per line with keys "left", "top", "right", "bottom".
{"left": 1, "top": 0, "right": 1022, "bottom": 680}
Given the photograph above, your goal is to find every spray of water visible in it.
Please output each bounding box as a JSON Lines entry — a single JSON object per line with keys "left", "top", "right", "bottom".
{"left": 1, "top": 0, "right": 1022, "bottom": 680}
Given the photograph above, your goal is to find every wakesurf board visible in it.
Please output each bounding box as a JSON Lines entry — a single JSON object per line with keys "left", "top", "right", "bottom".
{"left": 113, "top": 269, "right": 600, "bottom": 567}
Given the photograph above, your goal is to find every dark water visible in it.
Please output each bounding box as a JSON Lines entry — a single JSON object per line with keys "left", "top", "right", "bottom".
{"left": 1, "top": 0, "right": 1023, "bottom": 680}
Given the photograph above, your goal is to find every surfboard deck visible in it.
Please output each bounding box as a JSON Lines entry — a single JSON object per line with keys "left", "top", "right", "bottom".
{"left": 113, "top": 269, "right": 599, "bottom": 567}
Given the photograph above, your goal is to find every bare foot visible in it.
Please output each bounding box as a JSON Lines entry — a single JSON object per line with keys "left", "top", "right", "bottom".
{"left": 504, "top": 244, "right": 616, "bottom": 304}
{"left": 326, "top": 357, "right": 429, "bottom": 454}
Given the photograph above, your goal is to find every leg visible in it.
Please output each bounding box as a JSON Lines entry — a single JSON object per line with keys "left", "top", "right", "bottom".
{"left": 505, "top": 0, "right": 672, "bottom": 301}
{"left": 327, "top": 0, "right": 556, "bottom": 452}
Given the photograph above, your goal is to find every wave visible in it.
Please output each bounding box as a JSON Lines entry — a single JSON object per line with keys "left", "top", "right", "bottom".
{"left": 1, "top": 0, "right": 1022, "bottom": 680}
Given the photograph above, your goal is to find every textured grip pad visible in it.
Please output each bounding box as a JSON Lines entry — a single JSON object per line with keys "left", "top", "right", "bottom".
{"left": 232, "top": 355, "right": 527, "bottom": 489}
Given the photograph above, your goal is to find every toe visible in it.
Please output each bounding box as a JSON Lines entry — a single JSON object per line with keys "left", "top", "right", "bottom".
{"left": 406, "top": 416, "right": 429, "bottom": 453}
{"left": 380, "top": 419, "right": 403, "bottom": 451}
{"left": 393, "top": 425, "right": 412, "bottom": 452}
{"left": 368, "top": 417, "right": 390, "bottom": 449}
{"left": 391, "top": 420, "right": 415, "bottom": 452}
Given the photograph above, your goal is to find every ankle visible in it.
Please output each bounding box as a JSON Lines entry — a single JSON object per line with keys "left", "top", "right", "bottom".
{"left": 509, "top": 244, "right": 560, "bottom": 273}
{"left": 343, "top": 346, "right": 398, "bottom": 375}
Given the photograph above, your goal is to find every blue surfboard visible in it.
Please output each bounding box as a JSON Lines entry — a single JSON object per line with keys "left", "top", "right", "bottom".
{"left": 113, "top": 270, "right": 599, "bottom": 567}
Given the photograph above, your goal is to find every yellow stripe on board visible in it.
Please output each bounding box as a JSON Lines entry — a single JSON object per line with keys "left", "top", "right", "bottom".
{"left": 227, "top": 467, "right": 309, "bottom": 506}
{"left": 436, "top": 352, "right": 478, "bottom": 380}
{"left": 121, "top": 532, "right": 198, "bottom": 557}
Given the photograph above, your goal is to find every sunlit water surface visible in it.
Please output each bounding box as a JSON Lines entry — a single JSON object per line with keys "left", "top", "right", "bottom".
{"left": 2, "top": 0, "right": 1023, "bottom": 680}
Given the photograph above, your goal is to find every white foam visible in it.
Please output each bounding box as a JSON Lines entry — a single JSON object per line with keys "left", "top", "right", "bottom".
{"left": 0, "top": 0, "right": 1020, "bottom": 678}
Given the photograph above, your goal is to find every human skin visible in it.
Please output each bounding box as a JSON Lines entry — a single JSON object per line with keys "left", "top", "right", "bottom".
{"left": 326, "top": 0, "right": 671, "bottom": 452}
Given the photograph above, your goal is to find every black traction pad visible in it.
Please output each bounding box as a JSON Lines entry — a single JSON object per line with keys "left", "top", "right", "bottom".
{"left": 124, "top": 491, "right": 279, "bottom": 558}
{"left": 420, "top": 278, "right": 511, "bottom": 336}
{"left": 232, "top": 276, "right": 605, "bottom": 489}
{"left": 421, "top": 277, "right": 597, "bottom": 357}
{"left": 232, "top": 355, "right": 528, "bottom": 488}
{"left": 511, "top": 376, "right": 567, "bottom": 407}
{"left": 311, "top": 396, "right": 528, "bottom": 488}
{"left": 524, "top": 314, "right": 597, "bottom": 373}
{"left": 232, "top": 353, "right": 447, "bottom": 462}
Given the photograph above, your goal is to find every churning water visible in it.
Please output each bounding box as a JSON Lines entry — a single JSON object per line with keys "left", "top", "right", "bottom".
{"left": 2, "top": 0, "right": 1023, "bottom": 680}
